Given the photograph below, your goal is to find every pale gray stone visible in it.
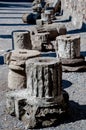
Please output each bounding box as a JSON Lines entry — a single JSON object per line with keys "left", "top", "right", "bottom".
{"left": 13, "top": 31, "right": 32, "bottom": 50}
{"left": 56, "top": 34, "right": 80, "bottom": 59}
{"left": 8, "top": 69, "right": 26, "bottom": 90}
{"left": 26, "top": 57, "right": 62, "bottom": 98}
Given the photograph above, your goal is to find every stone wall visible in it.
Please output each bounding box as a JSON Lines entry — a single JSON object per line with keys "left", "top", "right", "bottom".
{"left": 62, "top": 0, "right": 86, "bottom": 28}
{"left": 45, "top": 0, "right": 86, "bottom": 28}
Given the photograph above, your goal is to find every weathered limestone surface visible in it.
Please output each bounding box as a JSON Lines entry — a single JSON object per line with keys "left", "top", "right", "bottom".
{"left": 55, "top": 34, "right": 86, "bottom": 71}
{"left": 6, "top": 89, "right": 28, "bottom": 117}
{"left": 36, "top": 23, "right": 67, "bottom": 40}
{"left": 20, "top": 57, "right": 69, "bottom": 129}
{"left": 8, "top": 69, "right": 26, "bottom": 90}
{"left": 31, "top": 32, "right": 54, "bottom": 51}
{"left": 6, "top": 56, "right": 69, "bottom": 128}
{"left": 13, "top": 31, "right": 32, "bottom": 50}
{"left": 26, "top": 57, "right": 62, "bottom": 98}
{"left": 5, "top": 49, "right": 40, "bottom": 65}
{"left": 45, "top": 0, "right": 61, "bottom": 13}
{"left": 7, "top": 49, "right": 40, "bottom": 90}
{"left": 56, "top": 34, "right": 80, "bottom": 59}
{"left": 62, "top": 0, "right": 86, "bottom": 28}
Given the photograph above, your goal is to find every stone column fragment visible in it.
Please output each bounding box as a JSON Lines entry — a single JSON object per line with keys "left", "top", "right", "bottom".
{"left": 13, "top": 31, "right": 32, "bottom": 50}
{"left": 55, "top": 34, "right": 86, "bottom": 71}
{"left": 32, "top": 32, "right": 54, "bottom": 52}
{"left": 21, "top": 57, "right": 69, "bottom": 129}
{"left": 8, "top": 49, "right": 40, "bottom": 90}
{"left": 26, "top": 57, "right": 62, "bottom": 99}
{"left": 56, "top": 34, "right": 80, "bottom": 59}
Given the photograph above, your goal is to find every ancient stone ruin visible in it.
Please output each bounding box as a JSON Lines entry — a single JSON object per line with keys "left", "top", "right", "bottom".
{"left": 5, "top": 0, "right": 86, "bottom": 129}
{"left": 6, "top": 56, "right": 69, "bottom": 129}
{"left": 55, "top": 34, "right": 86, "bottom": 71}
{"left": 5, "top": 29, "right": 69, "bottom": 128}
{"left": 22, "top": 0, "right": 61, "bottom": 25}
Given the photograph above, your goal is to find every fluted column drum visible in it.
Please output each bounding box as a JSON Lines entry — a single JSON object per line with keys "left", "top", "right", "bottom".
{"left": 26, "top": 57, "right": 62, "bottom": 99}
{"left": 56, "top": 34, "right": 80, "bottom": 59}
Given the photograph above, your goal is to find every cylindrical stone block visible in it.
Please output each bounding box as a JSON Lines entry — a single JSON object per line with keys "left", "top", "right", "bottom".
{"left": 34, "top": 32, "right": 50, "bottom": 50}
{"left": 56, "top": 34, "right": 80, "bottom": 59}
{"left": 10, "top": 49, "right": 41, "bottom": 61}
{"left": 8, "top": 49, "right": 40, "bottom": 90}
{"left": 26, "top": 57, "right": 62, "bottom": 98}
{"left": 8, "top": 69, "right": 26, "bottom": 90}
{"left": 12, "top": 31, "right": 32, "bottom": 50}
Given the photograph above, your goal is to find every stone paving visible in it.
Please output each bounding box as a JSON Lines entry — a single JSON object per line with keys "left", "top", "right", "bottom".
{"left": 0, "top": 1, "right": 86, "bottom": 130}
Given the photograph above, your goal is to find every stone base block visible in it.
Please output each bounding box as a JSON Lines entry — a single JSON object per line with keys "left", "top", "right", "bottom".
{"left": 6, "top": 89, "right": 69, "bottom": 129}
{"left": 61, "top": 56, "right": 86, "bottom": 72}
{"left": 6, "top": 89, "right": 28, "bottom": 118}
{"left": 22, "top": 91, "right": 69, "bottom": 129}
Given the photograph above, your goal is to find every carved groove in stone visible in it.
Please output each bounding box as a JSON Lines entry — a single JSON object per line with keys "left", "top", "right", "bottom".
{"left": 26, "top": 57, "right": 62, "bottom": 98}
{"left": 56, "top": 34, "right": 80, "bottom": 59}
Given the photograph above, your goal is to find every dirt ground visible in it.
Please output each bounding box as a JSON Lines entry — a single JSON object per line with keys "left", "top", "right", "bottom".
{"left": 0, "top": 1, "right": 86, "bottom": 130}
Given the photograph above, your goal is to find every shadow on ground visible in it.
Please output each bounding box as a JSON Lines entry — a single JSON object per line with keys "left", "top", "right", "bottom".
{"left": 67, "top": 23, "right": 86, "bottom": 34}
{"left": 0, "top": 56, "right": 4, "bottom": 65}
{"left": 62, "top": 80, "right": 72, "bottom": 89}
{"left": 0, "top": 34, "right": 12, "bottom": 39}
{"left": 80, "top": 51, "right": 86, "bottom": 57}
{"left": 0, "top": 1, "right": 31, "bottom": 8}
{"left": 66, "top": 101, "right": 86, "bottom": 123}
{"left": 45, "top": 100, "right": 86, "bottom": 128}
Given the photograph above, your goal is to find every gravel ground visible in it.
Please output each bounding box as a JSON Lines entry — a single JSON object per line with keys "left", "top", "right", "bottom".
{"left": 0, "top": 1, "right": 86, "bottom": 130}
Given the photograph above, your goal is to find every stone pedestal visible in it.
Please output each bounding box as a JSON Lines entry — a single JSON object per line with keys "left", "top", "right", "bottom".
{"left": 12, "top": 31, "right": 32, "bottom": 50}
{"left": 21, "top": 57, "right": 69, "bottom": 129}
{"left": 56, "top": 34, "right": 80, "bottom": 59}
{"left": 56, "top": 34, "right": 86, "bottom": 71}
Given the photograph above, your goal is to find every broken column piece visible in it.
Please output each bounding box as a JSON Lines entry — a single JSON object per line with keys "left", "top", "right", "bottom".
{"left": 56, "top": 34, "right": 80, "bottom": 59}
{"left": 12, "top": 30, "right": 32, "bottom": 50}
{"left": 36, "top": 23, "right": 66, "bottom": 40}
{"left": 33, "top": 32, "right": 54, "bottom": 51}
{"left": 21, "top": 57, "right": 69, "bottom": 129}
{"left": 56, "top": 34, "right": 86, "bottom": 71}
{"left": 26, "top": 57, "right": 62, "bottom": 97}
{"left": 8, "top": 49, "right": 40, "bottom": 90}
